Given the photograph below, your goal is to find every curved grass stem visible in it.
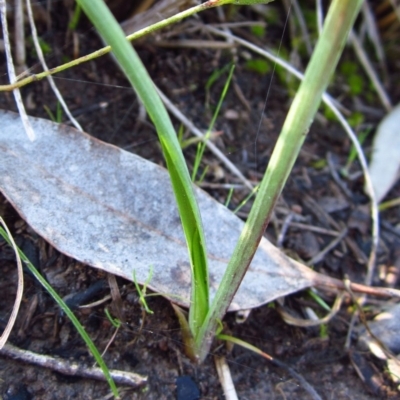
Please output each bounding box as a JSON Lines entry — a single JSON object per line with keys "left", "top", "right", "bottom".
{"left": 0, "top": 0, "right": 267, "bottom": 92}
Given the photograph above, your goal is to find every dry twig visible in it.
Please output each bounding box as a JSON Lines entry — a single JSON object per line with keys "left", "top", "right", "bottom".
{"left": 0, "top": 343, "right": 147, "bottom": 387}
{"left": 214, "top": 356, "right": 238, "bottom": 400}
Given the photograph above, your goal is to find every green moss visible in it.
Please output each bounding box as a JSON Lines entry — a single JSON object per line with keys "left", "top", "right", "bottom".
{"left": 322, "top": 103, "right": 337, "bottom": 122}
{"left": 245, "top": 58, "right": 271, "bottom": 75}
{"left": 339, "top": 61, "right": 364, "bottom": 95}
{"left": 310, "top": 159, "right": 327, "bottom": 170}
{"left": 251, "top": 25, "right": 265, "bottom": 38}
{"left": 348, "top": 111, "right": 364, "bottom": 128}
{"left": 319, "top": 324, "right": 329, "bottom": 339}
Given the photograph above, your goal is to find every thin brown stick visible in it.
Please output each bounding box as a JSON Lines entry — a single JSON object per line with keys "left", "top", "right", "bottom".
{"left": 14, "top": 0, "right": 27, "bottom": 74}
{"left": 313, "top": 275, "right": 400, "bottom": 299}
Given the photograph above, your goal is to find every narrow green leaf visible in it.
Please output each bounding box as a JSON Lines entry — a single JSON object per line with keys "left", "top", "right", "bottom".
{"left": 196, "top": 0, "right": 364, "bottom": 362}
{"left": 192, "top": 63, "right": 235, "bottom": 181}
{"left": 76, "top": 0, "right": 209, "bottom": 344}
{"left": 0, "top": 227, "right": 119, "bottom": 397}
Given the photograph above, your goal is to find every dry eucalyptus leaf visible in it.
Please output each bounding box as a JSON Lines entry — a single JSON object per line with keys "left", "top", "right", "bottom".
{"left": 367, "top": 103, "right": 400, "bottom": 203}
{"left": 358, "top": 303, "right": 400, "bottom": 359}
{"left": 357, "top": 303, "right": 400, "bottom": 387}
{"left": 0, "top": 110, "right": 320, "bottom": 311}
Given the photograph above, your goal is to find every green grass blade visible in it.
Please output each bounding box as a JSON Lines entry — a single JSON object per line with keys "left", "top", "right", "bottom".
{"left": 104, "top": 308, "right": 122, "bottom": 329}
{"left": 133, "top": 267, "right": 154, "bottom": 315}
{"left": 224, "top": 187, "right": 234, "bottom": 208}
{"left": 0, "top": 226, "right": 119, "bottom": 397}
{"left": 232, "top": 185, "right": 259, "bottom": 214}
{"left": 68, "top": 3, "right": 82, "bottom": 31}
{"left": 76, "top": 0, "right": 209, "bottom": 343}
{"left": 196, "top": 0, "right": 364, "bottom": 362}
{"left": 192, "top": 64, "right": 235, "bottom": 182}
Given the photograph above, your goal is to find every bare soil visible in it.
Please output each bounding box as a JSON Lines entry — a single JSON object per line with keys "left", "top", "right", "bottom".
{"left": 1, "top": 1, "right": 400, "bottom": 399}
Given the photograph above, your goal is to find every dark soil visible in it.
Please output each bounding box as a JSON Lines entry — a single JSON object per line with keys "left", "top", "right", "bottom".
{"left": 1, "top": 1, "right": 400, "bottom": 399}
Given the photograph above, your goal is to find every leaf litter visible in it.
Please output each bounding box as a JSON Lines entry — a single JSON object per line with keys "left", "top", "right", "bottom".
{"left": 367, "top": 103, "right": 400, "bottom": 203}
{"left": 1, "top": 110, "right": 397, "bottom": 313}
{"left": 0, "top": 109, "right": 313, "bottom": 310}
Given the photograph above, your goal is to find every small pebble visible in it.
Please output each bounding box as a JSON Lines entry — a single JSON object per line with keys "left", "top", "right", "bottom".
{"left": 176, "top": 375, "right": 200, "bottom": 400}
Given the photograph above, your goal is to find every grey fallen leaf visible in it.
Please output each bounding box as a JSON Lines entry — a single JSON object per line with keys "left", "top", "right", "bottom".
{"left": 367, "top": 103, "right": 400, "bottom": 203}
{"left": 357, "top": 303, "right": 400, "bottom": 386}
{"left": 387, "top": 358, "right": 400, "bottom": 386}
{"left": 0, "top": 110, "right": 334, "bottom": 310}
{"left": 358, "top": 303, "right": 400, "bottom": 359}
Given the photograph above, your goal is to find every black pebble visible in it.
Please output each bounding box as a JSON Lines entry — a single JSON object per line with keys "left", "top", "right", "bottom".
{"left": 176, "top": 375, "right": 200, "bottom": 400}
{"left": 4, "top": 384, "right": 32, "bottom": 400}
